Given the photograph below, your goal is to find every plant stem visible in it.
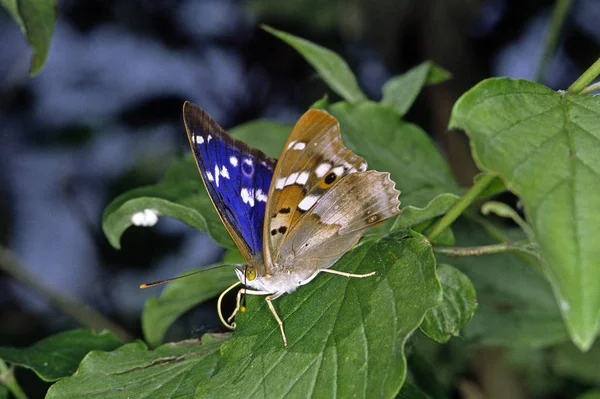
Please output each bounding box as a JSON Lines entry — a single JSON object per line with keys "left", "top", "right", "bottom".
{"left": 579, "top": 81, "right": 600, "bottom": 95}
{"left": 427, "top": 173, "right": 496, "bottom": 241}
{"left": 0, "top": 246, "right": 134, "bottom": 343}
{"left": 535, "top": 0, "right": 574, "bottom": 83}
{"left": 0, "top": 360, "right": 28, "bottom": 399}
{"left": 465, "top": 211, "right": 545, "bottom": 274}
{"left": 433, "top": 241, "right": 539, "bottom": 258}
{"left": 568, "top": 57, "right": 600, "bottom": 94}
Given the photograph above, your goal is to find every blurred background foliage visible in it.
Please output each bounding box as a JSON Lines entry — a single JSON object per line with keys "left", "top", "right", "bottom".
{"left": 0, "top": 0, "right": 599, "bottom": 398}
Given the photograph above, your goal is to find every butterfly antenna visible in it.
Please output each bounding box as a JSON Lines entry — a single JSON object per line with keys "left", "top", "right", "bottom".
{"left": 140, "top": 270, "right": 208, "bottom": 289}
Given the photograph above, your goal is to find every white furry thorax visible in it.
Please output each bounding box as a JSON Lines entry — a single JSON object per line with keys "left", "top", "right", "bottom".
{"left": 235, "top": 267, "right": 315, "bottom": 294}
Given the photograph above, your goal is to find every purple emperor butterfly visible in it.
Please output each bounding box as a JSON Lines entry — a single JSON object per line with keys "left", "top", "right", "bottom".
{"left": 183, "top": 101, "right": 401, "bottom": 347}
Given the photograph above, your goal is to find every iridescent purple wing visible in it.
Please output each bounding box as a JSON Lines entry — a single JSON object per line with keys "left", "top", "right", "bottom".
{"left": 182, "top": 102, "right": 276, "bottom": 260}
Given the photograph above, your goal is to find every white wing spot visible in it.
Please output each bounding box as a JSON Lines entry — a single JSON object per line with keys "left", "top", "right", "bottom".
{"left": 298, "top": 195, "right": 319, "bottom": 211}
{"left": 287, "top": 140, "right": 297, "bottom": 149}
{"left": 131, "top": 209, "right": 159, "bottom": 227}
{"left": 255, "top": 189, "right": 268, "bottom": 202}
{"left": 359, "top": 162, "right": 367, "bottom": 171}
{"left": 332, "top": 166, "right": 344, "bottom": 176}
{"left": 194, "top": 135, "right": 204, "bottom": 144}
{"left": 220, "top": 166, "right": 230, "bottom": 179}
{"left": 207, "top": 135, "right": 213, "bottom": 143}
{"left": 315, "top": 163, "right": 331, "bottom": 178}
{"left": 243, "top": 158, "right": 253, "bottom": 166}
{"left": 296, "top": 171, "right": 310, "bottom": 185}
{"left": 241, "top": 188, "right": 255, "bottom": 207}
{"left": 285, "top": 172, "right": 299, "bottom": 186}
{"left": 214, "top": 165, "right": 220, "bottom": 187}
{"left": 230, "top": 156, "right": 238, "bottom": 167}
{"left": 206, "top": 171, "right": 214, "bottom": 181}
{"left": 276, "top": 178, "right": 286, "bottom": 190}
{"left": 292, "top": 142, "right": 306, "bottom": 150}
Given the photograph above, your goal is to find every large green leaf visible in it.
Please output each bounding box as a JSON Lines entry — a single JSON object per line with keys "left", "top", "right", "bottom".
{"left": 46, "top": 337, "right": 225, "bottom": 398}
{"left": 0, "top": 329, "right": 121, "bottom": 382}
{"left": 262, "top": 25, "right": 367, "bottom": 103}
{"left": 142, "top": 264, "right": 238, "bottom": 348}
{"left": 196, "top": 231, "right": 441, "bottom": 398}
{"left": 102, "top": 119, "right": 290, "bottom": 250}
{"left": 381, "top": 61, "right": 451, "bottom": 117}
{"left": 436, "top": 219, "right": 569, "bottom": 349}
{"left": 1, "top": 0, "right": 56, "bottom": 75}
{"left": 328, "top": 101, "right": 460, "bottom": 208}
{"left": 450, "top": 78, "right": 600, "bottom": 350}
{"left": 420, "top": 264, "right": 477, "bottom": 343}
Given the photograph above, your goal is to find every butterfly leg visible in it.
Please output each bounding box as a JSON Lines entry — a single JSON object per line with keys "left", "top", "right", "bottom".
{"left": 265, "top": 292, "right": 288, "bottom": 348}
{"left": 317, "top": 268, "right": 376, "bottom": 278}
{"left": 226, "top": 288, "right": 271, "bottom": 325}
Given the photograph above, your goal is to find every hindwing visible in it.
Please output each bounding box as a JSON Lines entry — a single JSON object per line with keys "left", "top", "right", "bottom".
{"left": 264, "top": 109, "right": 400, "bottom": 271}
{"left": 276, "top": 171, "right": 401, "bottom": 272}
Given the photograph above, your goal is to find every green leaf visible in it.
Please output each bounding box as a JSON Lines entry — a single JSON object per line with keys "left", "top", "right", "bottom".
{"left": 102, "top": 157, "right": 234, "bottom": 250}
{"left": 196, "top": 231, "right": 442, "bottom": 398}
{"left": 222, "top": 248, "right": 244, "bottom": 264}
{"left": 467, "top": 304, "right": 568, "bottom": 348}
{"left": 262, "top": 25, "right": 367, "bottom": 103}
{"left": 310, "top": 94, "right": 329, "bottom": 109}
{"left": 1, "top": 0, "right": 56, "bottom": 75}
{"left": 449, "top": 77, "right": 600, "bottom": 350}
{"left": 46, "top": 337, "right": 225, "bottom": 398}
{"left": 427, "top": 224, "right": 455, "bottom": 246}
{"left": 102, "top": 119, "right": 290, "bottom": 250}
{"left": 420, "top": 264, "right": 477, "bottom": 343}
{"left": 392, "top": 193, "right": 459, "bottom": 231}
{"left": 328, "top": 101, "right": 460, "bottom": 208}
{"left": 228, "top": 120, "right": 291, "bottom": 158}
{"left": 436, "top": 219, "right": 569, "bottom": 348}
{"left": 382, "top": 61, "right": 451, "bottom": 117}
{"left": 0, "top": 385, "right": 8, "bottom": 399}
{"left": 553, "top": 340, "right": 600, "bottom": 385}
{"left": 142, "top": 264, "right": 238, "bottom": 348}
{"left": 0, "top": 329, "right": 121, "bottom": 382}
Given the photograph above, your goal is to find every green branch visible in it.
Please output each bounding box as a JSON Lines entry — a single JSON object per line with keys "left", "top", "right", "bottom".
{"left": 433, "top": 241, "right": 539, "bottom": 258}
{"left": 0, "top": 246, "right": 134, "bottom": 343}
{"left": 568, "top": 57, "right": 600, "bottom": 94}
{"left": 535, "top": 0, "right": 574, "bottom": 82}
{"left": 0, "top": 359, "right": 27, "bottom": 399}
{"left": 427, "top": 173, "right": 496, "bottom": 241}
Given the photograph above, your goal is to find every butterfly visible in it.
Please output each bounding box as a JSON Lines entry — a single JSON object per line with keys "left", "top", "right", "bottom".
{"left": 183, "top": 101, "right": 401, "bottom": 347}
